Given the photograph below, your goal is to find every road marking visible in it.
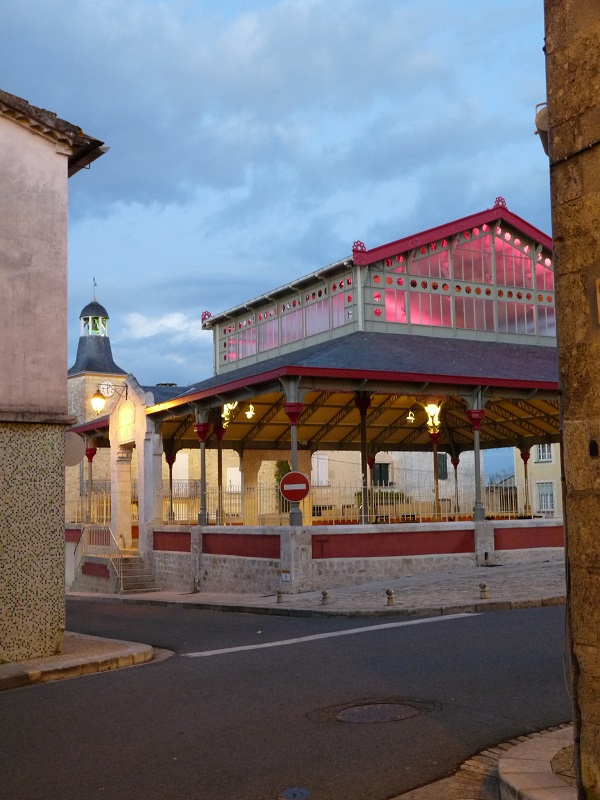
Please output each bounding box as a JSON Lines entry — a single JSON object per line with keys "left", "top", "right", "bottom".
{"left": 182, "top": 613, "right": 479, "bottom": 658}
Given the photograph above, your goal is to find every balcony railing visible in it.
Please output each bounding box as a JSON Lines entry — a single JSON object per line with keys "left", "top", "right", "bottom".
{"left": 66, "top": 480, "right": 554, "bottom": 526}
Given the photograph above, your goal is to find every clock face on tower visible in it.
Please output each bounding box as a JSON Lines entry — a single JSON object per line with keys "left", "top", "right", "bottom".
{"left": 98, "top": 381, "right": 115, "bottom": 398}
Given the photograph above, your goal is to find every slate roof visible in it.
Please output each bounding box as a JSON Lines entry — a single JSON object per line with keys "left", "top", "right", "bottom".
{"left": 149, "top": 331, "right": 559, "bottom": 413}
{"left": 68, "top": 336, "right": 126, "bottom": 376}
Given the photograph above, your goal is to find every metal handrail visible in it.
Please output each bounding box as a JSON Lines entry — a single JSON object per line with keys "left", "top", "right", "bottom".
{"left": 81, "top": 524, "right": 125, "bottom": 591}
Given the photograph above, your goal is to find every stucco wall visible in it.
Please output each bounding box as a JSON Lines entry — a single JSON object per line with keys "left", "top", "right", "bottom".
{"left": 0, "top": 115, "right": 69, "bottom": 420}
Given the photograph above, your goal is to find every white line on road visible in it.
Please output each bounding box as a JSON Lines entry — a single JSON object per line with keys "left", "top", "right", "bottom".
{"left": 182, "top": 613, "right": 480, "bottom": 658}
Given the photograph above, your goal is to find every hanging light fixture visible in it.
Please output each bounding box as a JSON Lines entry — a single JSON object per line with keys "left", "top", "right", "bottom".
{"left": 221, "top": 401, "right": 238, "bottom": 427}
{"left": 406, "top": 410, "right": 415, "bottom": 423}
{"left": 422, "top": 398, "right": 443, "bottom": 434}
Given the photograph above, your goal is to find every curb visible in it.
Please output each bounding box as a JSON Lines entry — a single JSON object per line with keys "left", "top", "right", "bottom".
{"left": 497, "top": 726, "right": 575, "bottom": 800}
{"left": 67, "top": 594, "right": 566, "bottom": 619}
{"left": 0, "top": 639, "right": 154, "bottom": 691}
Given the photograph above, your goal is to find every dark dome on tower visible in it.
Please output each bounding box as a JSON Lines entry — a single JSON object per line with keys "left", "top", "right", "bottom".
{"left": 68, "top": 296, "right": 126, "bottom": 376}
{"left": 79, "top": 299, "right": 109, "bottom": 319}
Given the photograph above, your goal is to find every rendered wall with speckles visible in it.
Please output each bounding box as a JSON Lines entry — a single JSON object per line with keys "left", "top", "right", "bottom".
{"left": 0, "top": 423, "right": 65, "bottom": 662}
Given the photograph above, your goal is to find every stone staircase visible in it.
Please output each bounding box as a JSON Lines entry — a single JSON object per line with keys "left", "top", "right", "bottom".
{"left": 119, "top": 551, "right": 160, "bottom": 593}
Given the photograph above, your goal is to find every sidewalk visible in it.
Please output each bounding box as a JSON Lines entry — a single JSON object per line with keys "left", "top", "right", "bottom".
{"left": 1, "top": 554, "right": 574, "bottom": 799}
{"left": 68, "top": 552, "right": 567, "bottom": 618}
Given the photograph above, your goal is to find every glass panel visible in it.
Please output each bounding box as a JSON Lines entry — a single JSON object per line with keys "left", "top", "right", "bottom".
{"left": 238, "top": 328, "right": 257, "bottom": 358}
{"left": 305, "top": 298, "right": 329, "bottom": 337}
{"left": 495, "top": 237, "right": 533, "bottom": 288}
{"left": 408, "top": 249, "right": 450, "bottom": 278}
{"left": 331, "top": 293, "right": 343, "bottom": 328}
{"left": 258, "top": 318, "right": 278, "bottom": 352}
{"left": 454, "top": 234, "right": 493, "bottom": 283}
{"left": 456, "top": 297, "right": 495, "bottom": 331}
{"left": 227, "top": 335, "right": 237, "bottom": 361}
{"left": 535, "top": 259, "right": 555, "bottom": 291}
{"left": 440, "top": 294, "right": 453, "bottom": 327}
{"left": 385, "top": 289, "right": 407, "bottom": 323}
{"left": 537, "top": 305, "right": 556, "bottom": 336}
{"left": 281, "top": 308, "right": 303, "bottom": 344}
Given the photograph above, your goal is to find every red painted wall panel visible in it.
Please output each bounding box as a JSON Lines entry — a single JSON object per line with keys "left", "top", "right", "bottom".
{"left": 153, "top": 530, "right": 191, "bottom": 553}
{"left": 82, "top": 561, "right": 110, "bottom": 578}
{"left": 202, "top": 533, "right": 280, "bottom": 559}
{"left": 65, "top": 528, "right": 82, "bottom": 543}
{"left": 312, "top": 529, "right": 474, "bottom": 559}
{"left": 494, "top": 525, "right": 564, "bottom": 550}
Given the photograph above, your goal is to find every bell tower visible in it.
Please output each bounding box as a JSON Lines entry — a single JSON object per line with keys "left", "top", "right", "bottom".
{"left": 68, "top": 296, "right": 126, "bottom": 424}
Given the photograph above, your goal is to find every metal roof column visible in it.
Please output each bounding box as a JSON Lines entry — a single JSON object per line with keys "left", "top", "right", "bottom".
{"left": 284, "top": 401, "right": 304, "bottom": 526}
{"left": 519, "top": 447, "right": 532, "bottom": 517}
{"left": 84, "top": 444, "right": 97, "bottom": 523}
{"left": 193, "top": 420, "right": 211, "bottom": 526}
{"left": 355, "top": 392, "right": 372, "bottom": 524}
{"left": 451, "top": 455, "right": 461, "bottom": 516}
{"left": 467, "top": 408, "right": 486, "bottom": 521}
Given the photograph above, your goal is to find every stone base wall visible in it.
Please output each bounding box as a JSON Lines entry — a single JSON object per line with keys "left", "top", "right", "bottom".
{"left": 0, "top": 423, "right": 65, "bottom": 662}
{"left": 200, "top": 554, "right": 282, "bottom": 594}
{"left": 71, "top": 557, "right": 120, "bottom": 594}
{"left": 149, "top": 551, "right": 196, "bottom": 592}
{"left": 312, "top": 552, "right": 477, "bottom": 589}
{"left": 496, "top": 547, "right": 564, "bottom": 564}
{"left": 66, "top": 519, "right": 566, "bottom": 598}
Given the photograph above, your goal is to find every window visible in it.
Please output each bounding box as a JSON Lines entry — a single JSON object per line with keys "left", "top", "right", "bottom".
{"left": 536, "top": 481, "right": 554, "bottom": 513}
{"left": 437, "top": 452, "right": 448, "bottom": 480}
{"left": 226, "top": 467, "right": 241, "bottom": 490}
{"left": 311, "top": 453, "right": 329, "bottom": 486}
{"left": 535, "top": 444, "right": 552, "bottom": 462}
{"left": 373, "top": 463, "right": 391, "bottom": 485}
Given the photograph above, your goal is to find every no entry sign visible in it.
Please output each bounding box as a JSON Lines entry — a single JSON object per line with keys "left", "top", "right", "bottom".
{"left": 279, "top": 471, "right": 310, "bottom": 502}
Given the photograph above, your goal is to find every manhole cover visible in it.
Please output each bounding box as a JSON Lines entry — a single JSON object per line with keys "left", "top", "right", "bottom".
{"left": 336, "top": 702, "right": 421, "bottom": 723}
{"left": 307, "top": 697, "right": 437, "bottom": 724}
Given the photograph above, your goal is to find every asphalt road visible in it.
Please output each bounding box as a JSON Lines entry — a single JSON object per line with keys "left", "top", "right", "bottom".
{"left": 0, "top": 601, "right": 572, "bottom": 800}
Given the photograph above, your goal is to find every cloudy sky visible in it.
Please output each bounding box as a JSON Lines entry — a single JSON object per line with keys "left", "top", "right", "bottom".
{"left": 2, "top": 0, "right": 550, "bottom": 392}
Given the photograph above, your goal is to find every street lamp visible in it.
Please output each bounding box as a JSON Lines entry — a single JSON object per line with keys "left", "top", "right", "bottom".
{"left": 90, "top": 381, "right": 127, "bottom": 415}
{"left": 421, "top": 398, "right": 444, "bottom": 517}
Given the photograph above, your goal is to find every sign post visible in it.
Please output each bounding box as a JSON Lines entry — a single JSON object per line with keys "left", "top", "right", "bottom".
{"left": 279, "top": 471, "right": 310, "bottom": 526}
